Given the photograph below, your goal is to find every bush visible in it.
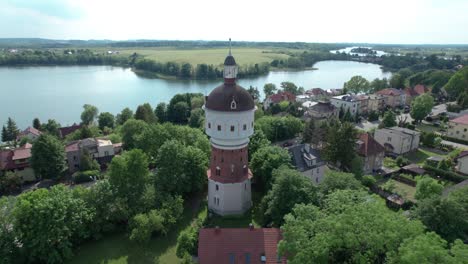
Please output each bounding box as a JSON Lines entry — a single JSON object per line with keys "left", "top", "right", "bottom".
{"left": 422, "top": 164, "right": 468, "bottom": 183}
{"left": 361, "top": 175, "right": 377, "bottom": 188}
{"left": 72, "top": 170, "right": 99, "bottom": 183}
{"left": 441, "top": 135, "right": 468, "bottom": 145}
{"left": 396, "top": 156, "right": 410, "bottom": 167}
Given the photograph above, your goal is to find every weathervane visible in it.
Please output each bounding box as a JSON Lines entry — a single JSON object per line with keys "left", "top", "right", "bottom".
{"left": 229, "top": 38, "right": 232, "bottom": 56}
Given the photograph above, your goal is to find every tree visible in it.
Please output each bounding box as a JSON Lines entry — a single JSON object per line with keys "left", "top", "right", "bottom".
{"left": 12, "top": 185, "right": 94, "bottom": 263}
{"left": 190, "top": 96, "right": 204, "bottom": 110}
{"left": 381, "top": 111, "right": 397, "bottom": 128}
{"left": 255, "top": 116, "right": 303, "bottom": 142}
{"left": 98, "top": 112, "right": 115, "bottom": 130}
{"left": 390, "top": 73, "right": 405, "bottom": 89}
{"left": 260, "top": 167, "right": 318, "bottom": 226}
{"left": 444, "top": 67, "right": 468, "bottom": 99}
{"left": 0, "top": 197, "right": 18, "bottom": 263}
{"left": 116, "top": 107, "right": 134, "bottom": 125}
{"left": 108, "top": 149, "right": 150, "bottom": 216}
{"left": 302, "top": 120, "right": 315, "bottom": 144}
{"left": 415, "top": 177, "right": 443, "bottom": 200}
{"left": 370, "top": 78, "right": 389, "bottom": 92}
{"left": 42, "top": 119, "right": 61, "bottom": 137}
{"left": 1, "top": 126, "right": 7, "bottom": 142}
{"left": 248, "top": 129, "right": 271, "bottom": 161}
{"left": 80, "top": 104, "right": 98, "bottom": 125}
{"left": 278, "top": 190, "right": 425, "bottom": 264}
{"left": 135, "top": 103, "right": 157, "bottom": 123}
{"left": 280, "top": 81, "right": 299, "bottom": 95}
{"left": 388, "top": 232, "right": 468, "bottom": 264}
{"left": 155, "top": 140, "right": 208, "bottom": 195}
{"left": 129, "top": 210, "right": 164, "bottom": 243}
{"left": 250, "top": 146, "right": 291, "bottom": 191}
{"left": 171, "top": 101, "right": 190, "bottom": 124}
{"left": 188, "top": 108, "right": 204, "bottom": 128}
{"left": 343, "top": 75, "right": 370, "bottom": 93}
{"left": 323, "top": 121, "right": 358, "bottom": 170}
{"left": 79, "top": 149, "right": 100, "bottom": 172}
{"left": 0, "top": 171, "right": 22, "bottom": 194}
{"left": 155, "top": 103, "right": 167, "bottom": 123}
{"left": 31, "top": 134, "right": 66, "bottom": 179}
{"left": 421, "top": 131, "right": 437, "bottom": 147}
{"left": 1, "top": 117, "right": 19, "bottom": 142}
{"left": 319, "top": 170, "right": 363, "bottom": 196}
{"left": 247, "top": 86, "right": 260, "bottom": 101}
{"left": 32, "top": 118, "right": 41, "bottom": 130}
{"left": 263, "top": 83, "right": 277, "bottom": 97}
{"left": 121, "top": 119, "right": 149, "bottom": 149}
{"left": 411, "top": 94, "right": 434, "bottom": 123}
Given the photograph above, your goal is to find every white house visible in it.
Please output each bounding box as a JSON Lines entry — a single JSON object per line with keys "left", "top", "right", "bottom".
{"left": 456, "top": 151, "right": 468, "bottom": 175}
{"left": 374, "top": 127, "right": 420, "bottom": 154}
{"left": 288, "top": 144, "right": 326, "bottom": 184}
{"left": 330, "top": 94, "right": 367, "bottom": 116}
{"left": 447, "top": 114, "right": 468, "bottom": 140}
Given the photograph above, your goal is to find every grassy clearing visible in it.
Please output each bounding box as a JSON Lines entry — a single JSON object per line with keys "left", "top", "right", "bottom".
{"left": 90, "top": 47, "right": 291, "bottom": 65}
{"left": 392, "top": 180, "right": 417, "bottom": 202}
{"left": 68, "top": 196, "right": 207, "bottom": 264}
{"left": 416, "top": 123, "right": 442, "bottom": 133}
{"left": 404, "top": 148, "right": 444, "bottom": 165}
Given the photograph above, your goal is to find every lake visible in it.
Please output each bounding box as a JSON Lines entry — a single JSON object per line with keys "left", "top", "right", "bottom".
{"left": 330, "top": 46, "right": 387, "bottom": 57}
{"left": 0, "top": 60, "right": 391, "bottom": 128}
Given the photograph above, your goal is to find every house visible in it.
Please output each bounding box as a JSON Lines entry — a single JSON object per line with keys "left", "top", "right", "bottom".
{"left": 263, "top": 91, "right": 296, "bottom": 110}
{"left": 0, "top": 143, "right": 36, "bottom": 182}
{"left": 306, "top": 101, "right": 338, "bottom": 122}
{"left": 447, "top": 114, "right": 468, "bottom": 140}
{"left": 404, "top": 84, "right": 428, "bottom": 105}
{"left": 375, "top": 88, "right": 406, "bottom": 108}
{"left": 355, "top": 94, "right": 369, "bottom": 114}
{"left": 327, "top": 88, "right": 343, "bottom": 96}
{"left": 198, "top": 227, "right": 286, "bottom": 264}
{"left": 330, "top": 94, "right": 366, "bottom": 116}
{"left": 288, "top": 143, "right": 326, "bottom": 184}
{"left": 374, "top": 127, "right": 420, "bottom": 154}
{"left": 367, "top": 94, "right": 386, "bottom": 112}
{"left": 455, "top": 151, "right": 468, "bottom": 175}
{"left": 17, "top": 126, "right": 42, "bottom": 141}
{"left": 59, "top": 123, "right": 82, "bottom": 138}
{"left": 305, "top": 88, "right": 328, "bottom": 100}
{"left": 65, "top": 138, "right": 118, "bottom": 172}
{"left": 356, "top": 133, "right": 385, "bottom": 174}
{"left": 296, "top": 94, "right": 312, "bottom": 103}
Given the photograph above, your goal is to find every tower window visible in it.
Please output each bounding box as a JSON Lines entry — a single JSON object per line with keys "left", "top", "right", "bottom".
{"left": 216, "top": 167, "right": 221, "bottom": 176}
{"left": 243, "top": 124, "right": 247, "bottom": 130}
{"left": 216, "top": 184, "right": 219, "bottom": 191}
{"left": 217, "top": 125, "right": 221, "bottom": 131}
{"left": 221, "top": 157, "right": 224, "bottom": 163}
{"left": 208, "top": 122, "right": 211, "bottom": 128}
{"left": 231, "top": 125, "right": 235, "bottom": 132}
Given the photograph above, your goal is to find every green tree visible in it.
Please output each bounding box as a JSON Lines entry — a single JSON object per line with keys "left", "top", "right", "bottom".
{"left": 42, "top": 119, "right": 61, "bottom": 137}
{"left": 381, "top": 111, "right": 397, "bottom": 128}
{"left": 247, "top": 86, "right": 260, "bottom": 101}
{"left": 261, "top": 167, "right": 318, "bottom": 226}
{"left": 255, "top": 116, "right": 303, "bottom": 142}
{"left": 248, "top": 129, "right": 271, "bottom": 161}
{"left": 323, "top": 122, "right": 358, "bottom": 170}
{"left": 280, "top": 81, "right": 299, "bottom": 95}
{"left": 129, "top": 210, "right": 164, "bottom": 243}
{"left": 263, "top": 83, "right": 277, "bottom": 97}
{"left": 79, "top": 148, "right": 100, "bottom": 172}
{"left": 135, "top": 103, "right": 157, "bottom": 123}
{"left": 390, "top": 73, "right": 405, "bottom": 89}
{"left": 370, "top": 77, "right": 389, "bottom": 92}
{"left": 188, "top": 108, "right": 204, "bottom": 128}
{"left": 410, "top": 94, "right": 434, "bottom": 123}
{"left": 116, "top": 107, "right": 134, "bottom": 125}
{"left": 31, "top": 134, "right": 66, "bottom": 179}
{"left": 172, "top": 101, "right": 191, "bottom": 124}
{"left": 12, "top": 185, "right": 94, "bottom": 263}
{"left": 319, "top": 170, "right": 363, "bottom": 196}
{"left": 32, "top": 118, "right": 41, "bottom": 130}
{"left": 155, "top": 140, "right": 208, "bottom": 195}
{"left": 0, "top": 197, "right": 18, "bottom": 263}
{"left": 155, "top": 102, "right": 167, "bottom": 123}
{"left": 80, "top": 104, "right": 99, "bottom": 125}
{"left": 1, "top": 126, "right": 7, "bottom": 142}
{"left": 108, "top": 149, "right": 150, "bottom": 216}
{"left": 415, "top": 177, "right": 444, "bottom": 200}
{"left": 2, "top": 117, "right": 19, "bottom": 142}
{"left": 444, "top": 66, "right": 468, "bottom": 99}
{"left": 98, "top": 112, "right": 115, "bottom": 130}
{"left": 279, "top": 190, "right": 425, "bottom": 264}
{"left": 250, "top": 146, "right": 291, "bottom": 191}
{"left": 121, "top": 119, "right": 149, "bottom": 149}
{"left": 343, "top": 75, "right": 370, "bottom": 93}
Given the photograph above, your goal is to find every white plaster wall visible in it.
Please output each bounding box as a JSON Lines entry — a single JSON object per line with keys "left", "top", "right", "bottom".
{"left": 208, "top": 178, "right": 252, "bottom": 216}
{"left": 458, "top": 157, "right": 468, "bottom": 174}
{"left": 302, "top": 165, "right": 326, "bottom": 185}
{"left": 330, "top": 98, "right": 359, "bottom": 114}
{"left": 97, "top": 144, "right": 114, "bottom": 157}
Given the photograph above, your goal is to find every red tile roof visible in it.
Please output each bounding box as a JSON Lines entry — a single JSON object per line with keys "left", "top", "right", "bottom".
{"left": 59, "top": 123, "right": 82, "bottom": 138}
{"left": 267, "top": 91, "right": 296, "bottom": 104}
{"left": 376, "top": 88, "right": 403, "bottom": 96}
{"left": 18, "top": 126, "right": 42, "bottom": 137}
{"left": 0, "top": 144, "right": 33, "bottom": 170}
{"left": 404, "top": 87, "right": 419, "bottom": 97}
{"left": 12, "top": 143, "right": 32, "bottom": 160}
{"left": 413, "top": 84, "right": 427, "bottom": 95}
{"left": 198, "top": 228, "right": 286, "bottom": 264}
{"left": 65, "top": 142, "right": 79, "bottom": 152}
{"left": 451, "top": 114, "right": 468, "bottom": 125}
{"left": 357, "top": 133, "right": 385, "bottom": 157}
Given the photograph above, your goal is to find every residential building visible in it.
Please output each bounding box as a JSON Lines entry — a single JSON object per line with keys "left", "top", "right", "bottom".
{"left": 330, "top": 94, "right": 365, "bottom": 115}
{"left": 404, "top": 84, "right": 428, "bottom": 105}
{"left": 305, "top": 88, "right": 328, "bottom": 100}
{"left": 355, "top": 94, "right": 369, "bottom": 114}
{"left": 59, "top": 123, "right": 82, "bottom": 138}
{"left": 367, "top": 94, "right": 386, "bottom": 112}
{"left": 356, "top": 133, "right": 385, "bottom": 174}
{"left": 65, "top": 138, "right": 117, "bottom": 172}
{"left": 295, "top": 94, "right": 311, "bottom": 103}
{"left": 288, "top": 143, "right": 326, "bottom": 184}
{"left": 198, "top": 227, "right": 286, "bottom": 264}
{"left": 327, "top": 88, "right": 343, "bottom": 96}
{"left": 0, "top": 143, "right": 36, "bottom": 182}
{"left": 455, "top": 151, "right": 468, "bottom": 175}
{"left": 306, "top": 101, "right": 338, "bottom": 122}
{"left": 447, "top": 114, "right": 468, "bottom": 140}
{"left": 203, "top": 50, "right": 255, "bottom": 216}
{"left": 17, "top": 126, "right": 42, "bottom": 141}
{"left": 374, "top": 127, "right": 420, "bottom": 154}
{"left": 263, "top": 91, "right": 296, "bottom": 110}
{"left": 375, "top": 88, "right": 406, "bottom": 108}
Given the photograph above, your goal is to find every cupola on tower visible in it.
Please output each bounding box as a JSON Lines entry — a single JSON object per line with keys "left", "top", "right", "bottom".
{"left": 203, "top": 40, "right": 256, "bottom": 216}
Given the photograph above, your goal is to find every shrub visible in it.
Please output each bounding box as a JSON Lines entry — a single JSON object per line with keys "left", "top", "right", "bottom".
{"left": 396, "top": 156, "right": 410, "bottom": 167}
{"left": 422, "top": 164, "right": 468, "bottom": 183}
{"left": 361, "top": 175, "right": 377, "bottom": 188}
{"left": 72, "top": 170, "right": 100, "bottom": 183}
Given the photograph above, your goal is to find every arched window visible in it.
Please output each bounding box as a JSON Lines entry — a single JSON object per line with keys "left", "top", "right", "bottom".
{"left": 216, "top": 166, "right": 221, "bottom": 176}
{"left": 230, "top": 99, "right": 237, "bottom": 110}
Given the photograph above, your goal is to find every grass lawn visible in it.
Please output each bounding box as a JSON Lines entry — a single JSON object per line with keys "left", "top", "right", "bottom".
{"left": 68, "top": 195, "right": 207, "bottom": 264}
{"left": 392, "top": 180, "right": 417, "bottom": 202}
{"left": 89, "top": 47, "right": 291, "bottom": 66}
{"left": 416, "top": 123, "right": 441, "bottom": 133}
{"left": 404, "top": 148, "right": 445, "bottom": 165}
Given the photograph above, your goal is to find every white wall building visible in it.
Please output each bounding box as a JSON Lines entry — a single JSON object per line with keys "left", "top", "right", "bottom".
{"left": 374, "top": 127, "right": 420, "bottom": 154}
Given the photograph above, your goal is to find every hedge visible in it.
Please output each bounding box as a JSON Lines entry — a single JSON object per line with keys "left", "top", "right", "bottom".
{"left": 422, "top": 164, "right": 468, "bottom": 183}
{"left": 72, "top": 170, "right": 100, "bottom": 183}
{"left": 440, "top": 135, "right": 468, "bottom": 145}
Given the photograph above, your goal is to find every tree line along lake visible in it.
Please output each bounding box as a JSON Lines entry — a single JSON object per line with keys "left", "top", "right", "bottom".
{"left": 0, "top": 60, "right": 391, "bottom": 128}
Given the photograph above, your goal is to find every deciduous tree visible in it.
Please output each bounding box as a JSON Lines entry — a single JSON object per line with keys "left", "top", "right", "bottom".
{"left": 98, "top": 112, "right": 115, "bottom": 130}
{"left": 343, "top": 75, "right": 370, "bottom": 93}
{"left": 410, "top": 93, "right": 434, "bottom": 123}
{"left": 250, "top": 146, "right": 291, "bottom": 191}
{"left": 80, "top": 104, "right": 99, "bottom": 125}
{"left": 116, "top": 107, "right": 134, "bottom": 125}
{"left": 31, "top": 134, "right": 66, "bottom": 179}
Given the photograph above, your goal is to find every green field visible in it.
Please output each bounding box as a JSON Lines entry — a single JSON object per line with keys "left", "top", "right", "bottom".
{"left": 93, "top": 47, "right": 291, "bottom": 65}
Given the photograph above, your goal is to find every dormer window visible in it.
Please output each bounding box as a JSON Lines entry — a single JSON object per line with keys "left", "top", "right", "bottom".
{"left": 230, "top": 99, "right": 237, "bottom": 110}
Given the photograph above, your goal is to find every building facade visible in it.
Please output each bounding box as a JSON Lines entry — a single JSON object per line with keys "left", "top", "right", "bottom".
{"left": 356, "top": 133, "right": 385, "bottom": 174}
{"left": 306, "top": 101, "right": 338, "bottom": 122}
{"left": 65, "top": 138, "right": 117, "bottom": 172}
{"left": 447, "top": 114, "right": 468, "bottom": 140}
{"left": 203, "top": 49, "right": 256, "bottom": 216}
{"left": 375, "top": 88, "right": 406, "bottom": 108}
{"left": 288, "top": 143, "right": 326, "bottom": 184}
{"left": 0, "top": 143, "right": 36, "bottom": 183}
{"left": 374, "top": 127, "right": 420, "bottom": 154}
{"left": 330, "top": 94, "right": 367, "bottom": 116}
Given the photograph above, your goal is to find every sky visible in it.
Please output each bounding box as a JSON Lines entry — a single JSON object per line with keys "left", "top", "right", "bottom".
{"left": 0, "top": 0, "right": 467, "bottom": 44}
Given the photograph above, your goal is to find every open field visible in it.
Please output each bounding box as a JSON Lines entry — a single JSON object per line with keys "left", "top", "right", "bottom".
{"left": 88, "top": 47, "right": 292, "bottom": 65}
